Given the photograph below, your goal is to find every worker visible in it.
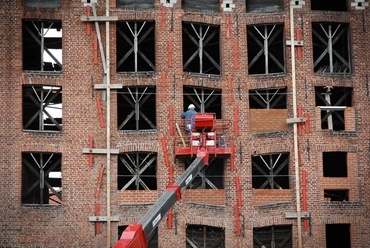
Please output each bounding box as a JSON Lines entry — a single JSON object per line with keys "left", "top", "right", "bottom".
{"left": 181, "top": 104, "right": 197, "bottom": 134}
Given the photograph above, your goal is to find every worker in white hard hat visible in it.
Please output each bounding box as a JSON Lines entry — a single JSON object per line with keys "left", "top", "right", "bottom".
{"left": 181, "top": 104, "right": 197, "bottom": 134}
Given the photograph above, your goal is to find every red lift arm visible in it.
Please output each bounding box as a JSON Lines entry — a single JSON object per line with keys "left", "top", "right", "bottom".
{"left": 115, "top": 114, "right": 220, "bottom": 248}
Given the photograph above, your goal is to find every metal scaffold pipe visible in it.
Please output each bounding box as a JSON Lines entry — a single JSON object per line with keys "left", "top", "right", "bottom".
{"left": 106, "top": 0, "right": 111, "bottom": 246}
{"left": 290, "top": 5, "right": 303, "bottom": 248}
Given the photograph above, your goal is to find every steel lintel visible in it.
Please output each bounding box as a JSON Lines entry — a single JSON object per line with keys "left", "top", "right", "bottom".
{"left": 82, "top": 148, "right": 119, "bottom": 154}
{"left": 285, "top": 212, "right": 310, "bottom": 219}
{"left": 89, "top": 216, "right": 120, "bottom": 222}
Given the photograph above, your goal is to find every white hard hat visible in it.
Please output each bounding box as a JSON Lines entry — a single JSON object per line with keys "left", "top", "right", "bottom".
{"left": 188, "top": 104, "right": 195, "bottom": 110}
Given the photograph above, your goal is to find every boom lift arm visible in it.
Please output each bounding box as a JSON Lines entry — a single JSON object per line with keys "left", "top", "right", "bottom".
{"left": 115, "top": 113, "right": 230, "bottom": 248}
{"left": 114, "top": 157, "right": 206, "bottom": 248}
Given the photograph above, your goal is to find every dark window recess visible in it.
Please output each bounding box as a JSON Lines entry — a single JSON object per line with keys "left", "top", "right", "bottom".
{"left": 23, "top": 85, "right": 62, "bottom": 131}
{"left": 253, "top": 225, "right": 292, "bottom": 248}
{"left": 23, "top": 0, "right": 61, "bottom": 8}
{"left": 185, "top": 158, "right": 224, "bottom": 189}
{"left": 326, "top": 224, "right": 351, "bottom": 248}
{"left": 118, "top": 152, "right": 157, "bottom": 190}
{"left": 119, "top": 226, "right": 158, "bottom": 247}
{"left": 246, "top": 0, "right": 283, "bottom": 13}
{"left": 117, "top": 21, "right": 155, "bottom": 72}
{"left": 117, "top": 86, "right": 156, "bottom": 131}
{"left": 315, "top": 87, "right": 352, "bottom": 130}
{"left": 116, "top": 0, "right": 153, "bottom": 8}
{"left": 252, "top": 153, "right": 289, "bottom": 189}
{"left": 183, "top": 86, "right": 222, "bottom": 119}
{"left": 249, "top": 87, "right": 287, "bottom": 109}
{"left": 186, "top": 225, "right": 225, "bottom": 248}
{"left": 247, "top": 24, "right": 285, "bottom": 75}
{"left": 311, "top": 0, "right": 347, "bottom": 11}
{"left": 23, "top": 20, "right": 62, "bottom": 71}
{"left": 324, "top": 189, "right": 349, "bottom": 201}
{"left": 182, "top": 0, "right": 219, "bottom": 13}
{"left": 183, "top": 22, "right": 220, "bottom": 75}
{"left": 323, "top": 152, "right": 347, "bottom": 177}
{"left": 312, "top": 23, "right": 350, "bottom": 74}
{"left": 22, "top": 152, "right": 62, "bottom": 205}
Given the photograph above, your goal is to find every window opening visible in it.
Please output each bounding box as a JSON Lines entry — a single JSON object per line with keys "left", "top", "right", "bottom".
{"left": 252, "top": 153, "right": 289, "bottom": 189}
{"left": 186, "top": 225, "right": 225, "bottom": 248}
{"left": 23, "top": 20, "right": 62, "bottom": 71}
{"left": 253, "top": 225, "right": 292, "bottom": 248}
{"left": 117, "top": 21, "right": 155, "bottom": 72}
{"left": 247, "top": 24, "right": 285, "bottom": 75}
{"left": 315, "top": 86, "right": 352, "bottom": 130}
{"left": 312, "top": 23, "right": 350, "bottom": 73}
{"left": 23, "top": 85, "right": 62, "bottom": 131}
{"left": 323, "top": 152, "right": 347, "bottom": 177}
{"left": 116, "top": 0, "right": 154, "bottom": 8}
{"left": 183, "top": 86, "right": 222, "bottom": 118}
{"left": 185, "top": 158, "right": 224, "bottom": 189}
{"left": 246, "top": 0, "right": 283, "bottom": 13}
{"left": 118, "top": 152, "right": 157, "bottom": 190}
{"left": 23, "top": 0, "right": 61, "bottom": 8}
{"left": 182, "top": 0, "right": 220, "bottom": 13}
{"left": 119, "top": 225, "right": 158, "bottom": 247}
{"left": 117, "top": 86, "right": 156, "bottom": 131}
{"left": 311, "top": 0, "right": 347, "bottom": 11}
{"left": 22, "top": 152, "right": 62, "bottom": 205}
{"left": 324, "top": 189, "right": 349, "bottom": 201}
{"left": 183, "top": 22, "right": 220, "bottom": 75}
{"left": 249, "top": 87, "right": 287, "bottom": 109}
{"left": 326, "top": 224, "right": 351, "bottom": 248}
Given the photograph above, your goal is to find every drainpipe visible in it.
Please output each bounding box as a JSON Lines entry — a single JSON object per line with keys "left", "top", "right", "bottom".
{"left": 105, "top": 0, "right": 111, "bottom": 246}
{"left": 290, "top": 5, "right": 303, "bottom": 248}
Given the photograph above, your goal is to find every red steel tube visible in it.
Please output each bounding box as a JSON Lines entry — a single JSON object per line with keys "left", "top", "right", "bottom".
{"left": 233, "top": 38, "right": 239, "bottom": 70}
{"left": 161, "top": 136, "right": 170, "bottom": 168}
{"left": 234, "top": 204, "right": 241, "bottom": 235}
{"left": 228, "top": 75, "right": 232, "bottom": 103}
{"left": 234, "top": 106, "right": 239, "bottom": 136}
{"left": 304, "top": 113, "right": 310, "bottom": 133}
{"left": 169, "top": 105, "right": 174, "bottom": 136}
{"left": 296, "top": 29, "right": 302, "bottom": 59}
{"left": 226, "top": 17, "right": 231, "bottom": 39}
{"left": 86, "top": 6, "right": 91, "bottom": 35}
{"left": 167, "top": 209, "right": 173, "bottom": 229}
{"left": 230, "top": 140, "right": 235, "bottom": 172}
{"left": 168, "top": 38, "right": 173, "bottom": 67}
{"left": 298, "top": 105, "right": 303, "bottom": 136}
{"left": 95, "top": 166, "right": 105, "bottom": 198}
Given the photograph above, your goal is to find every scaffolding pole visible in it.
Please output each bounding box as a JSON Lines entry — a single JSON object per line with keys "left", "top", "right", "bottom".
{"left": 105, "top": 0, "right": 111, "bottom": 246}
{"left": 290, "top": 5, "right": 303, "bottom": 248}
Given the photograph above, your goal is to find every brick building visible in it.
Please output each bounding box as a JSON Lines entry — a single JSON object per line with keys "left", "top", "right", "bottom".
{"left": 0, "top": 0, "right": 369, "bottom": 247}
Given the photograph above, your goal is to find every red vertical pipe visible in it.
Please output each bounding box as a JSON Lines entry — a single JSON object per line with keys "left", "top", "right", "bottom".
{"left": 95, "top": 166, "right": 105, "bottom": 198}
{"left": 169, "top": 166, "right": 174, "bottom": 185}
{"left": 233, "top": 38, "right": 239, "bottom": 70}
{"left": 167, "top": 209, "right": 173, "bottom": 229}
{"left": 86, "top": 6, "right": 91, "bottom": 35}
{"left": 161, "top": 136, "right": 170, "bottom": 168}
{"left": 230, "top": 140, "right": 235, "bottom": 172}
{"left": 169, "top": 105, "right": 174, "bottom": 136}
{"left": 302, "top": 169, "right": 308, "bottom": 231}
{"left": 161, "top": 6, "right": 166, "bottom": 29}
{"left": 168, "top": 38, "right": 173, "bottom": 67}
{"left": 235, "top": 175, "right": 242, "bottom": 206}
{"left": 296, "top": 29, "right": 302, "bottom": 59}
{"left": 161, "top": 72, "right": 166, "bottom": 101}
{"left": 228, "top": 75, "right": 232, "bottom": 103}
{"left": 96, "top": 97, "right": 105, "bottom": 128}
{"left": 226, "top": 17, "right": 231, "bottom": 39}
{"left": 298, "top": 105, "right": 303, "bottom": 136}
{"left": 234, "top": 106, "right": 239, "bottom": 136}
{"left": 304, "top": 113, "right": 310, "bottom": 133}
{"left": 93, "top": 34, "right": 98, "bottom": 64}
{"left": 234, "top": 204, "right": 241, "bottom": 235}
{"left": 88, "top": 135, "right": 93, "bottom": 167}
{"left": 95, "top": 203, "right": 101, "bottom": 234}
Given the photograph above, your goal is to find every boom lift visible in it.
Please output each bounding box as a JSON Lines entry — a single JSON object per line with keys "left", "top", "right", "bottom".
{"left": 114, "top": 113, "right": 231, "bottom": 248}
